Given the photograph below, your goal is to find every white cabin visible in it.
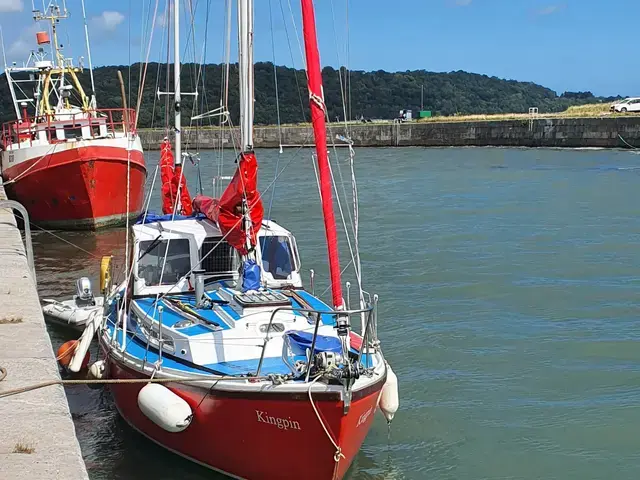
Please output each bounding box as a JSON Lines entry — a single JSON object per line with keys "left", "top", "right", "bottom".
{"left": 132, "top": 217, "right": 303, "bottom": 297}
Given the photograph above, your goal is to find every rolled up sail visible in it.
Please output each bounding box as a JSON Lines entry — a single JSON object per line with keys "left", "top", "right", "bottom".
{"left": 192, "top": 151, "right": 264, "bottom": 255}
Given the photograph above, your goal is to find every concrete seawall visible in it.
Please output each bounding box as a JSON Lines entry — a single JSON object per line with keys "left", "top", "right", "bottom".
{"left": 139, "top": 116, "right": 640, "bottom": 150}
{"left": 0, "top": 186, "right": 88, "bottom": 479}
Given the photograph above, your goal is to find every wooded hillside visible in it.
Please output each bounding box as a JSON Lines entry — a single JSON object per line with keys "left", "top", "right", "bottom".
{"left": 0, "top": 62, "right": 620, "bottom": 127}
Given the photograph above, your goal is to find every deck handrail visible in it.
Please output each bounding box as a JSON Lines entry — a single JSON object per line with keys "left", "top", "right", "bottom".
{"left": 1, "top": 108, "right": 137, "bottom": 150}
{"left": 255, "top": 303, "right": 374, "bottom": 379}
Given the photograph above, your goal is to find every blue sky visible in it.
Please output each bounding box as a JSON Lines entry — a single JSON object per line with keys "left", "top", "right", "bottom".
{"left": 0, "top": 0, "right": 637, "bottom": 96}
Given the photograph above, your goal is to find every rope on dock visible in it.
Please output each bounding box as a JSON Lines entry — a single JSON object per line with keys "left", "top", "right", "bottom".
{"left": 0, "top": 368, "right": 284, "bottom": 399}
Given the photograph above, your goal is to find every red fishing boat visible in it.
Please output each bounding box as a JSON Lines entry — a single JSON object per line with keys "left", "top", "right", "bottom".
{"left": 0, "top": 2, "right": 146, "bottom": 230}
{"left": 67, "top": 0, "right": 399, "bottom": 478}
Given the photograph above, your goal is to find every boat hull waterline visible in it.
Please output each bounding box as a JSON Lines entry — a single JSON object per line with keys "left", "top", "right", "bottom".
{"left": 103, "top": 349, "right": 385, "bottom": 480}
{"left": 1, "top": 137, "right": 146, "bottom": 229}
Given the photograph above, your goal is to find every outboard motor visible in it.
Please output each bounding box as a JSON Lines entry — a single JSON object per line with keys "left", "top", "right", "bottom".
{"left": 75, "top": 277, "right": 95, "bottom": 306}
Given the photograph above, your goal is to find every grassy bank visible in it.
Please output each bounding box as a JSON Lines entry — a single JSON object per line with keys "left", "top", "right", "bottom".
{"left": 415, "top": 103, "right": 628, "bottom": 123}
{"left": 138, "top": 103, "right": 639, "bottom": 132}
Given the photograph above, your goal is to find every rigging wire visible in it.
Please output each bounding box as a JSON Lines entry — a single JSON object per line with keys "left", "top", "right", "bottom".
{"left": 149, "top": 2, "right": 169, "bottom": 132}
{"left": 214, "top": 0, "right": 233, "bottom": 198}
{"left": 164, "top": 0, "right": 171, "bottom": 133}
{"left": 128, "top": 0, "right": 132, "bottom": 114}
{"left": 267, "top": 0, "right": 283, "bottom": 220}
{"left": 345, "top": 0, "right": 352, "bottom": 124}
{"left": 278, "top": 0, "right": 307, "bottom": 122}
{"left": 79, "top": 0, "right": 96, "bottom": 104}
{"left": 135, "top": 0, "right": 161, "bottom": 118}
{"left": 329, "top": 0, "right": 349, "bottom": 131}
{"left": 269, "top": 0, "right": 284, "bottom": 153}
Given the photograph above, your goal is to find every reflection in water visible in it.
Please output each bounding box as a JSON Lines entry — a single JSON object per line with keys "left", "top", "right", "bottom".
{"left": 34, "top": 228, "right": 128, "bottom": 299}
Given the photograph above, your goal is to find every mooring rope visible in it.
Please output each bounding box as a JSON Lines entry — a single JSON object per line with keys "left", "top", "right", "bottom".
{"left": 0, "top": 369, "right": 283, "bottom": 399}
{"left": 307, "top": 374, "right": 345, "bottom": 463}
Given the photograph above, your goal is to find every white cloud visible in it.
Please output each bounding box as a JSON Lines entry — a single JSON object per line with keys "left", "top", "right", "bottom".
{"left": 0, "top": 0, "right": 23, "bottom": 13}
{"left": 7, "top": 25, "right": 39, "bottom": 58}
{"left": 157, "top": 4, "right": 173, "bottom": 28}
{"left": 90, "top": 11, "right": 125, "bottom": 33}
{"left": 535, "top": 4, "right": 566, "bottom": 16}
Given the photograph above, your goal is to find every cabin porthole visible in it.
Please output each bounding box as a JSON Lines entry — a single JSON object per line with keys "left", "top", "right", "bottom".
{"left": 181, "top": 349, "right": 187, "bottom": 355}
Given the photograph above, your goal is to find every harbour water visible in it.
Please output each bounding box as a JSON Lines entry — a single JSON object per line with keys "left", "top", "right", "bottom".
{"left": 35, "top": 147, "right": 640, "bottom": 479}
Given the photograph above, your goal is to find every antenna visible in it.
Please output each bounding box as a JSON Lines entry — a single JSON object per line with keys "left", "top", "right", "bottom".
{"left": 80, "top": 0, "right": 96, "bottom": 108}
{"left": 0, "top": 26, "right": 7, "bottom": 70}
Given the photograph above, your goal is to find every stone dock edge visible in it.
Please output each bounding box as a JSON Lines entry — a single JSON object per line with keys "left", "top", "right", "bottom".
{"left": 0, "top": 184, "right": 89, "bottom": 479}
{"left": 138, "top": 115, "right": 640, "bottom": 150}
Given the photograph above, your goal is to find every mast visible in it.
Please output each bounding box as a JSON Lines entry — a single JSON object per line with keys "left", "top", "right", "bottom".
{"left": 174, "top": 0, "right": 182, "bottom": 166}
{"left": 238, "top": 0, "right": 254, "bottom": 151}
{"left": 300, "top": 0, "right": 344, "bottom": 309}
{"left": 32, "top": 2, "right": 90, "bottom": 115}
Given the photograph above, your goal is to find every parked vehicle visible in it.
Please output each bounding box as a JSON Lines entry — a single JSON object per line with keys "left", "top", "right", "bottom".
{"left": 610, "top": 97, "right": 640, "bottom": 113}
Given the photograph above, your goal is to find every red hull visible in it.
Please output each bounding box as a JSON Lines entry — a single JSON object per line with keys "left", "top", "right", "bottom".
{"left": 105, "top": 355, "right": 384, "bottom": 480}
{"left": 1, "top": 144, "right": 146, "bottom": 230}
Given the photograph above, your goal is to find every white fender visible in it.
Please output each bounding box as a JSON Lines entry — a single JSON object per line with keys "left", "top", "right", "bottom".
{"left": 137, "top": 384, "right": 193, "bottom": 433}
{"left": 379, "top": 362, "right": 399, "bottom": 423}
{"left": 88, "top": 360, "right": 106, "bottom": 380}
{"left": 68, "top": 311, "right": 100, "bottom": 373}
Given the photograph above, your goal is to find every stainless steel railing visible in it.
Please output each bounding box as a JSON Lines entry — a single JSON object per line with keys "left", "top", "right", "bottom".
{"left": 255, "top": 303, "right": 376, "bottom": 380}
{"left": 0, "top": 199, "right": 36, "bottom": 287}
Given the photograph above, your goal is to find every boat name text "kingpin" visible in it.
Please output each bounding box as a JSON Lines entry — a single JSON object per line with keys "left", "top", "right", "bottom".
{"left": 356, "top": 407, "right": 373, "bottom": 428}
{"left": 255, "top": 411, "right": 302, "bottom": 431}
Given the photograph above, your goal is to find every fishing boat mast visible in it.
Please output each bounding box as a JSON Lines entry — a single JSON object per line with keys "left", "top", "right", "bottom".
{"left": 32, "top": 2, "right": 91, "bottom": 116}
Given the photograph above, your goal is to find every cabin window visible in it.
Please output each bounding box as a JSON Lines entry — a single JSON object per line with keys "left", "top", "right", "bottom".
{"left": 200, "top": 238, "right": 237, "bottom": 276}
{"left": 63, "top": 126, "right": 83, "bottom": 139}
{"left": 260, "top": 236, "right": 294, "bottom": 280}
{"left": 138, "top": 239, "right": 191, "bottom": 286}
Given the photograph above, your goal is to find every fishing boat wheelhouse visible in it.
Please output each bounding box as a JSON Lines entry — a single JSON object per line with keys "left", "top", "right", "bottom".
{"left": 0, "top": 2, "right": 146, "bottom": 230}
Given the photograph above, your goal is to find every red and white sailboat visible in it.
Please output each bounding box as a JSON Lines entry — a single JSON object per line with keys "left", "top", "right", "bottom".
{"left": 0, "top": 2, "right": 146, "bottom": 230}
{"left": 68, "top": 0, "right": 398, "bottom": 478}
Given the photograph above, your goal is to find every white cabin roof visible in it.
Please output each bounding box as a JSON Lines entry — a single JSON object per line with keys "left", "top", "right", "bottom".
{"left": 132, "top": 217, "right": 294, "bottom": 247}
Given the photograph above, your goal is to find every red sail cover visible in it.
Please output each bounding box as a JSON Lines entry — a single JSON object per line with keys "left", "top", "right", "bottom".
{"left": 193, "top": 152, "right": 264, "bottom": 255}
{"left": 173, "top": 165, "right": 193, "bottom": 216}
{"left": 159, "top": 139, "right": 192, "bottom": 215}
{"left": 301, "top": 0, "right": 344, "bottom": 309}
{"left": 160, "top": 140, "right": 175, "bottom": 215}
